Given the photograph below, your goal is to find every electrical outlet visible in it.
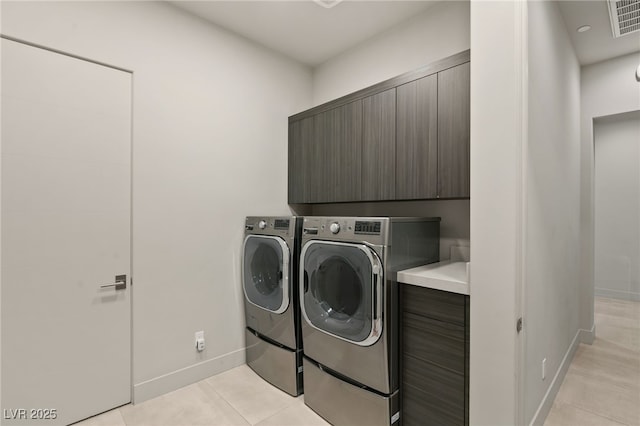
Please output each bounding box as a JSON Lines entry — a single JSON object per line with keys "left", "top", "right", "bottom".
{"left": 195, "top": 331, "right": 205, "bottom": 352}
{"left": 542, "top": 358, "right": 546, "bottom": 380}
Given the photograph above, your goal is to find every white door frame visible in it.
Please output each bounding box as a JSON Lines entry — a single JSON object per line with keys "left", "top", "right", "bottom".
{"left": 515, "top": 0, "right": 529, "bottom": 423}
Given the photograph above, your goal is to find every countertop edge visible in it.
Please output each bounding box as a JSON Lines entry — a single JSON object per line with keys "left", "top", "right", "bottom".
{"left": 397, "top": 261, "right": 470, "bottom": 296}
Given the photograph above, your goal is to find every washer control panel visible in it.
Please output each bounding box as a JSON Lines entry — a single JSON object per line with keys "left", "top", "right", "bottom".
{"left": 302, "top": 217, "right": 387, "bottom": 245}
{"left": 245, "top": 217, "right": 294, "bottom": 237}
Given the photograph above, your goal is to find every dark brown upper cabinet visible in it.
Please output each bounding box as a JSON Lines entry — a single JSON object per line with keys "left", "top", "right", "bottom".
{"left": 362, "top": 88, "right": 396, "bottom": 201}
{"left": 318, "top": 100, "right": 363, "bottom": 203}
{"left": 438, "top": 62, "right": 470, "bottom": 199}
{"left": 287, "top": 50, "right": 470, "bottom": 204}
{"left": 396, "top": 74, "right": 438, "bottom": 200}
{"left": 288, "top": 116, "right": 314, "bottom": 203}
{"left": 289, "top": 101, "right": 363, "bottom": 204}
{"left": 396, "top": 63, "right": 470, "bottom": 200}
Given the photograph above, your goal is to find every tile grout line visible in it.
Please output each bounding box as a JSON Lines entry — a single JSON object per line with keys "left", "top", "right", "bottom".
{"left": 554, "top": 361, "right": 639, "bottom": 424}
{"left": 115, "top": 407, "right": 128, "bottom": 426}
{"left": 246, "top": 386, "right": 302, "bottom": 425}
{"left": 201, "top": 367, "right": 301, "bottom": 426}
{"left": 562, "top": 400, "right": 630, "bottom": 426}
{"left": 249, "top": 400, "right": 299, "bottom": 426}
{"left": 565, "top": 364, "right": 640, "bottom": 393}
{"left": 199, "top": 379, "right": 253, "bottom": 426}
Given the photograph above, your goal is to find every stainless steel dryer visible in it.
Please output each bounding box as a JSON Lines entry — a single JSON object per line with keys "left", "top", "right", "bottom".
{"left": 242, "top": 216, "right": 302, "bottom": 396}
{"left": 300, "top": 217, "right": 440, "bottom": 426}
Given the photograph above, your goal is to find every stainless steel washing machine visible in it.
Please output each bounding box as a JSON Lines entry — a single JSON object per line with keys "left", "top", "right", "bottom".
{"left": 242, "top": 216, "right": 303, "bottom": 396}
{"left": 300, "top": 217, "right": 440, "bottom": 426}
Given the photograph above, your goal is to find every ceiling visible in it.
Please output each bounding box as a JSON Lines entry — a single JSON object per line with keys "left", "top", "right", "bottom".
{"left": 168, "top": 0, "right": 439, "bottom": 66}
{"left": 169, "top": 0, "right": 639, "bottom": 68}
{"left": 557, "top": 0, "right": 640, "bottom": 66}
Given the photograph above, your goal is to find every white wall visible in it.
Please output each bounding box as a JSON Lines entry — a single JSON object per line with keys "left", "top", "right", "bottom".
{"left": 524, "top": 2, "right": 582, "bottom": 424}
{"left": 311, "top": 0, "right": 470, "bottom": 106}
{"left": 581, "top": 53, "right": 640, "bottom": 330}
{"left": 469, "top": 1, "right": 525, "bottom": 424}
{"left": 594, "top": 111, "right": 640, "bottom": 301}
{"left": 306, "top": 0, "right": 471, "bottom": 259}
{"left": 1, "top": 0, "right": 312, "bottom": 402}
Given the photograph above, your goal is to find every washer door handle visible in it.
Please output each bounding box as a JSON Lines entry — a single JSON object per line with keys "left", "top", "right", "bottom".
{"left": 372, "top": 262, "right": 383, "bottom": 322}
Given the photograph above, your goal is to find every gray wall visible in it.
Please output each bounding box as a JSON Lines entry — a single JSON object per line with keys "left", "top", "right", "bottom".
{"left": 1, "top": 0, "right": 312, "bottom": 402}
{"left": 525, "top": 2, "right": 582, "bottom": 424}
{"left": 594, "top": 111, "right": 640, "bottom": 301}
{"left": 581, "top": 53, "right": 640, "bottom": 330}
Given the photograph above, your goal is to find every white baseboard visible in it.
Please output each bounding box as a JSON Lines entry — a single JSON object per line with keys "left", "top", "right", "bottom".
{"left": 579, "top": 324, "right": 596, "bottom": 345}
{"left": 595, "top": 288, "right": 640, "bottom": 302}
{"left": 133, "top": 348, "right": 246, "bottom": 404}
{"left": 528, "top": 324, "right": 594, "bottom": 426}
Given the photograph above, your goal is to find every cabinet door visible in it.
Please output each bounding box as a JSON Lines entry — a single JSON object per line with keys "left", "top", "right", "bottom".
{"left": 402, "top": 285, "right": 466, "bottom": 326}
{"left": 317, "top": 100, "right": 363, "bottom": 202}
{"left": 362, "top": 88, "right": 396, "bottom": 201}
{"left": 288, "top": 116, "right": 315, "bottom": 203}
{"left": 400, "top": 284, "right": 469, "bottom": 426}
{"left": 403, "top": 312, "right": 465, "bottom": 374}
{"left": 438, "top": 62, "right": 470, "bottom": 198}
{"left": 396, "top": 74, "right": 438, "bottom": 199}
{"left": 403, "top": 357, "right": 465, "bottom": 426}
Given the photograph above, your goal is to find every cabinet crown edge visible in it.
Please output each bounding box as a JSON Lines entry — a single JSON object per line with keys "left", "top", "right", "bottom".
{"left": 289, "top": 49, "right": 470, "bottom": 123}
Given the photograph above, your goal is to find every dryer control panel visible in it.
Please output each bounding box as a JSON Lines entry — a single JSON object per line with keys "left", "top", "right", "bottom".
{"left": 302, "top": 217, "right": 389, "bottom": 246}
{"left": 245, "top": 216, "right": 297, "bottom": 239}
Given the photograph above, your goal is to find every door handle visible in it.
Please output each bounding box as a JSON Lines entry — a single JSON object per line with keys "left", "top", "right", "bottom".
{"left": 373, "top": 263, "right": 383, "bottom": 322}
{"left": 100, "top": 274, "right": 127, "bottom": 290}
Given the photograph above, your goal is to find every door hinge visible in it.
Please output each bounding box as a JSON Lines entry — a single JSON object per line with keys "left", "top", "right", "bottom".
{"left": 516, "top": 317, "right": 523, "bottom": 333}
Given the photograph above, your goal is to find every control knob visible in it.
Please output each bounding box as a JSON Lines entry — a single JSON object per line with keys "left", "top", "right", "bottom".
{"left": 258, "top": 220, "right": 267, "bottom": 230}
{"left": 329, "top": 222, "right": 341, "bottom": 234}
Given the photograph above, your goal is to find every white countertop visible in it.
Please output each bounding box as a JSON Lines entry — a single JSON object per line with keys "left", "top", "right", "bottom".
{"left": 397, "top": 261, "right": 470, "bottom": 295}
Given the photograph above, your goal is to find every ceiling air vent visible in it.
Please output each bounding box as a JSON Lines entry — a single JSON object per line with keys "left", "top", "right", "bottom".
{"left": 313, "top": 0, "right": 343, "bottom": 9}
{"left": 608, "top": 0, "right": 640, "bottom": 37}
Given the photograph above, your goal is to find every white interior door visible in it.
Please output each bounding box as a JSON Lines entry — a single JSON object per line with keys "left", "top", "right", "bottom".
{"left": 594, "top": 111, "right": 640, "bottom": 300}
{"left": 1, "top": 38, "right": 132, "bottom": 425}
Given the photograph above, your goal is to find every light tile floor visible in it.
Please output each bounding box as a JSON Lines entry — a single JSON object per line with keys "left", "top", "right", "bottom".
{"left": 79, "top": 296, "right": 639, "bottom": 426}
{"left": 77, "top": 365, "right": 328, "bottom": 426}
{"left": 545, "top": 297, "right": 640, "bottom": 426}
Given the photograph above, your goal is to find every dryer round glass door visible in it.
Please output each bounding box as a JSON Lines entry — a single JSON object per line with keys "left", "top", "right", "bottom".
{"left": 300, "top": 241, "right": 383, "bottom": 346}
{"left": 242, "top": 235, "right": 290, "bottom": 314}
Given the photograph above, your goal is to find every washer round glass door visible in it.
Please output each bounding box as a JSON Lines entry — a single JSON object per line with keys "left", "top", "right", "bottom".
{"left": 242, "top": 235, "right": 290, "bottom": 314}
{"left": 300, "top": 240, "right": 383, "bottom": 346}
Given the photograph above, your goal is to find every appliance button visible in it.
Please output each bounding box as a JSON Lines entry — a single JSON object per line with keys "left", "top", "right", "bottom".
{"left": 329, "top": 222, "right": 341, "bottom": 234}
{"left": 258, "top": 220, "right": 267, "bottom": 229}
